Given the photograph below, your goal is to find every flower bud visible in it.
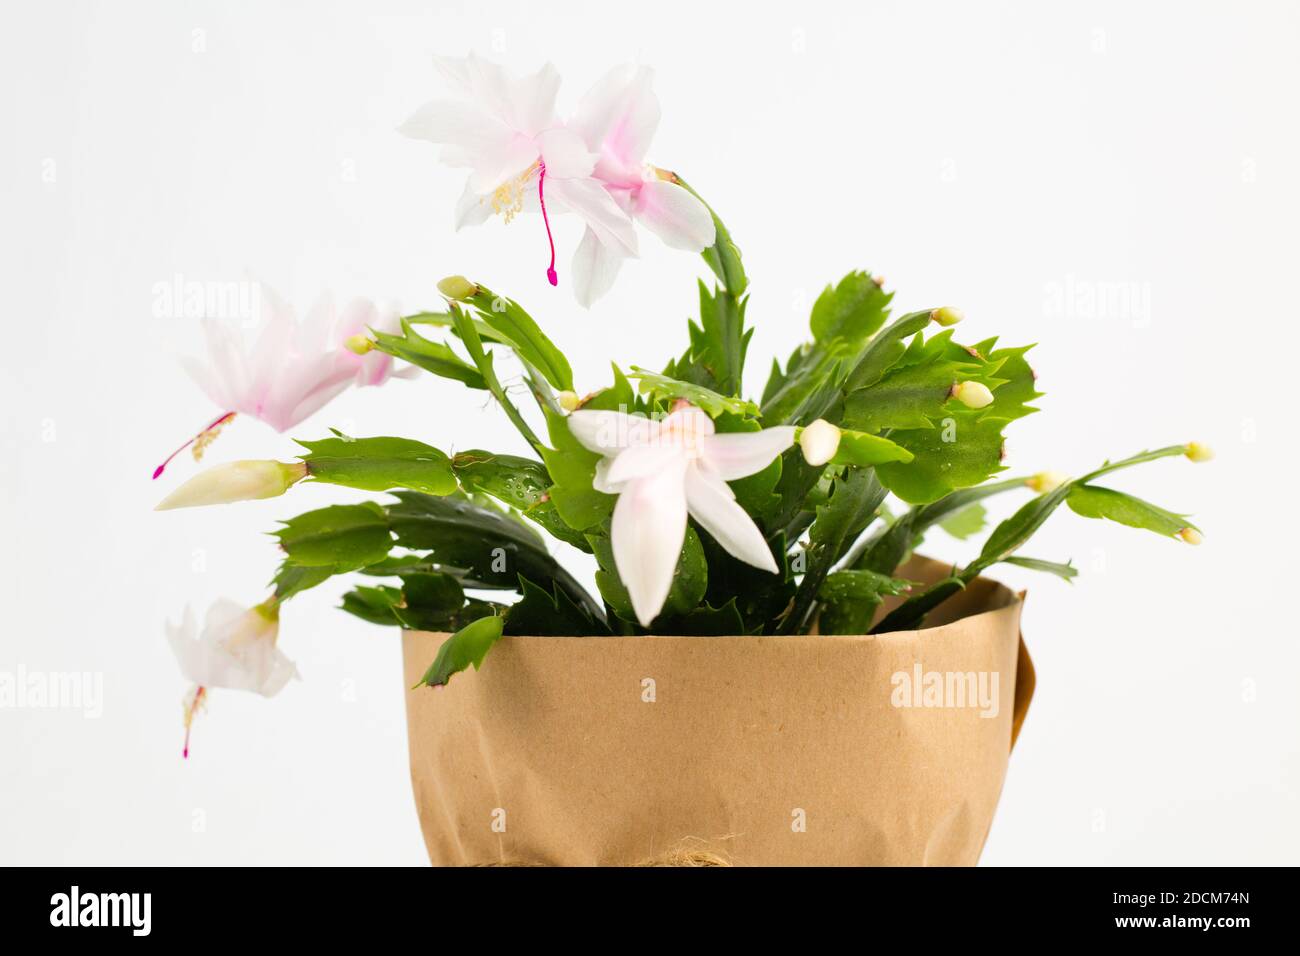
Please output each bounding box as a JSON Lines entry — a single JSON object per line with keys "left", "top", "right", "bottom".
{"left": 1177, "top": 527, "right": 1204, "bottom": 545}
{"left": 1184, "top": 442, "right": 1214, "bottom": 463}
{"left": 951, "top": 381, "right": 994, "bottom": 409}
{"left": 1026, "top": 470, "right": 1069, "bottom": 494}
{"left": 931, "top": 306, "right": 964, "bottom": 327}
{"left": 556, "top": 390, "right": 582, "bottom": 413}
{"left": 344, "top": 334, "right": 374, "bottom": 355}
{"left": 799, "top": 419, "right": 842, "bottom": 466}
{"left": 436, "top": 275, "right": 479, "bottom": 301}
{"left": 155, "top": 460, "right": 308, "bottom": 511}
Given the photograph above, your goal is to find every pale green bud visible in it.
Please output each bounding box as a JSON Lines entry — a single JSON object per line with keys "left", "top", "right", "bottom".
{"left": 798, "top": 419, "right": 842, "bottom": 467}
{"left": 344, "top": 334, "right": 374, "bottom": 355}
{"left": 1026, "top": 470, "right": 1069, "bottom": 494}
{"left": 155, "top": 460, "right": 308, "bottom": 510}
{"left": 437, "top": 275, "right": 478, "bottom": 301}
{"left": 931, "top": 306, "right": 964, "bottom": 327}
{"left": 951, "top": 381, "right": 994, "bottom": 409}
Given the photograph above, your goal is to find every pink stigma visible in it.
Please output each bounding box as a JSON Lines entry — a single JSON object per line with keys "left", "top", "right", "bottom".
{"left": 153, "top": 411, "right": 235, "bottom": 479}
{"left": 538, "top": 161, "right": 558, "bottom": 287}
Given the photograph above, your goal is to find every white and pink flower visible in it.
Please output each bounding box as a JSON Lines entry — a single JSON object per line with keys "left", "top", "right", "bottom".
{"left": 401, "top": 55, "right": 715, "bottom": 306}
{"left": 567, "top": 403, "right": 794, "bottom": 626}
{"left": 166, "top": 599, "right": 298, "bottom": 757}
{"left": 153, "top": 291, "right": 412, "bottom": 479}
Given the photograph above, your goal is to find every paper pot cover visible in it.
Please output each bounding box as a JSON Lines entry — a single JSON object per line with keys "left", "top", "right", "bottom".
{"left": 401, "top": 556, "right": 1034, "bottom": 866}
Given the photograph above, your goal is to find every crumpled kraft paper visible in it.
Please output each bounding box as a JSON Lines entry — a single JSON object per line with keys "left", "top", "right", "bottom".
{"left": 401, "top": 555, "right": 1033, "bottom": 866}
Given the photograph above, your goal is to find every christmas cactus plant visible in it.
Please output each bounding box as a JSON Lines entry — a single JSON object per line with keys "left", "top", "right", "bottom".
{"left": 155, "top": 55, "right": 1209, "bottom": 752}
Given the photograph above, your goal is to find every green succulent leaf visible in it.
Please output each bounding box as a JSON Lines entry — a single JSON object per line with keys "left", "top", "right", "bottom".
{"left": 819, "top": 569, "right": 917, "bottom": 603}
{"left": 590, "top": 526, "right": 708, "bottom": 628}
{"left": 385, "top": 491, "right": 603, "bottom": 622}
{"left": 340, "top": 584, "right": 404, "bottom": 626}
{"left": 781, "top": 467, "right": 887, "bottom": 633}
{"left": 299, "top": 436, "right": 457, "bottom": 496}
{"left": 875, "top": 414, "right": 1011, "bottom": 504}
{"left": 275, "top": 502, "right": 392, "bottom": 572}
{"left": 416, "top": 614, "right": 505, "bottom": 688}
{"left": 1066, "top": 484, "right": 1195, "bottom": 538}
{"left": 937, "top": 502, "right": 988, "bottom": 540}
{"left": 504, "top": 576, "right": 609, "bottom": 636}
{"left": 540, "top": 408, "right": 613, "bottom": 531}
{"left": 628, "top": 367, "right": 758, "bottom": 417}
{"left": 271, "top": 563, "right": 336, "bottom": 602}
{"left": 829, "top": 428, "right": 914, "bottom": 467}
{"left": 1002, "top": 556, "right": 1078, "bottom": 581}
{"left": 452, "top": 450, "right": 549, "bottom": 510}
{"left": 816, "top": 568, "right": 917, "bottom": 635}
{"left": 677, "top": 179, "right": 747, "bottom": 297}
{"left": 664, "top": 281, "right": 751, "bottom": 398}
{"left": 371, "top": 317, "right": 485, "bottom": 389}
{"left": 843, "top": 310, "right": 934, "bottom": 391}
{"left": 810, "top": 271, "right": 893, "bottom": 347}
{"left": 461, "top": 285, "right": 574, "bottom": 391}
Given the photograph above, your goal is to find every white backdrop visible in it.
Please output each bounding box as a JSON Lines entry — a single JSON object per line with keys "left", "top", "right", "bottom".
{"left": 1, "top": 0, "right": 1296, "bottom": 865}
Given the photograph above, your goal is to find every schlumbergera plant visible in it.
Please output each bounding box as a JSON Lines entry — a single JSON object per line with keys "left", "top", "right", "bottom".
{"left": 156, "top": 55, "right": 1209, "bottom": 752}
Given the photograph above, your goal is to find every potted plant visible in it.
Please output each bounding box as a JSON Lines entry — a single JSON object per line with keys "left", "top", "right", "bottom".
{"left": 155, "top": 55, "right": 1208, "bottom": 865}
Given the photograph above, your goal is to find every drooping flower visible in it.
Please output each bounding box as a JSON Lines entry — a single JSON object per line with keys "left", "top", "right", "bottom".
{"left": 567, "top": 403, "right": 795, "bottom": 626}
{"left": 566, "top": 65, "right": 716, "bottom": 306}
{"left": 166, "top": 599, "right": 298, "bottom": 757}
{"left": 153, "top": 291, "right": 411, "bottom": 479}
{"left": 400, "top": 54, "right": 637, "bottom": 291}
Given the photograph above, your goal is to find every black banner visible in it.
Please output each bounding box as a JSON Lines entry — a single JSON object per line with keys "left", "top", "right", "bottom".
{"left": 0, "top": 866, "right": 1281, "bottom": 941}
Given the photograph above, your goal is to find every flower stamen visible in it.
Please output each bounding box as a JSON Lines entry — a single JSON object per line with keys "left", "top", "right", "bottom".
{"left": 152, "top": 411, "right": 237, "bottom": 480}
{"left": 182, "top": 685, "right": 206, "bottom": 759}
{"left": 538, "top": 161, "right": 558, "bottom": 286}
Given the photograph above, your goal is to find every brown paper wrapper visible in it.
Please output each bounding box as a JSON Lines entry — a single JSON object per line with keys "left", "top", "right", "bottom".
{"left": 402, "top": 555, "right": 1033, "bottom": 866}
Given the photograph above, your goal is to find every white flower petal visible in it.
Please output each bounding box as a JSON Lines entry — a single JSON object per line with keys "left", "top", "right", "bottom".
{"left": 633, "top": 180, "right": 716, "bottom": 252}
{"left": 592, "top": 457, "right": 625, "bottom": 494}
{"left": 544, "top": 176, "right": 639, "bottom": 256}
{"left": 698, "top": 426, "right": 796, "bottom": 481}
{"left": 611, "top": 462, "right": 689, "bottom": 626}
{"left": 172, "top": 600, "right": 298, "bottom": 697}
{"left": 536, "top": 127, "right": 597, "bottom": 180}
{"left": 453, "top": 177, "right": 492, "bottom": 230}
{"left": 684, "top": 467, "right": 778, "bottom": 573}
{"left": 566, "top": 409, "right": 658, "bottom": 453}
{"left": 604, "top": 443, "right": 686, "bottom": 486}
{"left": 571, "top": 225, "right": 628, "bottom": 308}
{"left": 570, "top": 64, "right": 661, "bottom": 183}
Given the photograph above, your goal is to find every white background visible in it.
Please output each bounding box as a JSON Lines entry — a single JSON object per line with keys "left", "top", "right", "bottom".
{"left": 1, "top": 0, "right": 1296, "bottom": 865}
